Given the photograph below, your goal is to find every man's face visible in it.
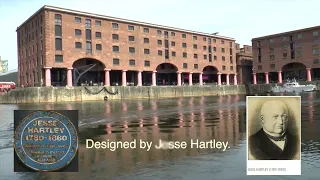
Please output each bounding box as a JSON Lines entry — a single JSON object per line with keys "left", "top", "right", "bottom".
{"left": 262, "top": 104, "right": 288, "bottom": 135}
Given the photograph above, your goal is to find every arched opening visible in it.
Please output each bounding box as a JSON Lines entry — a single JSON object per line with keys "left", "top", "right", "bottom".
{"left": 203, "top": 66, "right": 219, "bottom": 84}
{"left": 155, "top": 63, "right": 178, "bottom": 85}
{"left": 72, "top": 58, "right": 106, "bottom": 86}
{"left": 281, "top": 62, "right": 307, "bottom": 81}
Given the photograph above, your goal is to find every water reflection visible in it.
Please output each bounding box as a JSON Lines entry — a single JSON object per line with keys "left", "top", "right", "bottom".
{"left": 0, "top": 94, "right": 319, "bottom": 180}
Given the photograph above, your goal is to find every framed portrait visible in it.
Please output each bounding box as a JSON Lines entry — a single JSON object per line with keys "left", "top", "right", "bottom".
{"left": 246, "top": 96, "right": 301, "bottom": 175}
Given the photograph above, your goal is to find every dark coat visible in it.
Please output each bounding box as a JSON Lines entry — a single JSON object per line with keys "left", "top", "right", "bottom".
{"left": 249, "top": 128, "right": 299, "bottom": 160}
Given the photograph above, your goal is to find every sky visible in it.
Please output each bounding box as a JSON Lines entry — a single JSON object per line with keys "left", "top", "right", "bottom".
{"left": 0, "top": 0, "right": 317, "bottom": 70}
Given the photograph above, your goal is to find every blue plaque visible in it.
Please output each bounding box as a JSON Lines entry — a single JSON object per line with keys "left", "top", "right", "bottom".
{"left": 14, "top": 110, "right": 78, "bottom": 171}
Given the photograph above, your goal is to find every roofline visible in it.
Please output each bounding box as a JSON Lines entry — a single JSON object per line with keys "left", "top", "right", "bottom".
{"left": 17, "top": 5, "right": 235, "bottom": 41}
{"left": 251, "top": 25, "right": 320, "bottom": 41}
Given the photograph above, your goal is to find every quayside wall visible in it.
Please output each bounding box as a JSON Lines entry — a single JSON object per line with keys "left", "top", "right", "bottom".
{"left": 0, "top": 85, "right": 247, "bottom": 104}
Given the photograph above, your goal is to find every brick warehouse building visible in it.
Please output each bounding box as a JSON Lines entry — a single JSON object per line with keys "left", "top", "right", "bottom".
{"left": 17, "top": 5, "right": 238, "bottom": 87}
{"left": 252, "top": 25, "right": 320, "bottom": 84}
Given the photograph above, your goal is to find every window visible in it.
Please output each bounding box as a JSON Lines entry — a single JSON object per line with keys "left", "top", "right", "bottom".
{"left": 112, "top": 34, "right": 119, "bottom": 40}
{"left": 270, "top": 55, "right": 274, "bottom": 60}
{"left": 270, "top": 64, "right": 275, "bottom": 68}
{"left": 144, "top": 49, "right": 150, "bottom": 54}
{"left": 183, "top": 52, "right": 187, "bottom": 58}
{"left": 157, "top": 30, "right": 161, "bottom": 35}
{"left": 75, "top": 42, "right": 82, "bottom": 49}
{"left": 194, "top": 64, "right": 198, "bottom": 69}
{"left": 95, "top": 20, "right": 101, "bottom": 26}
{"left": 193, "top": 54, "right": 198, "bottom": 59}
{"left": 283, "top": 53, "right": 287, "bottom": 58}
{"left": 171, "top": 41, "right": 175, "bottom": 46}
{"left": 221, "top": 40, "right": 224, "bottom": 44}
{"left": 112, "top": 23, "right": 118, "bottom": 29}
{"left": 158, "top": 50, "right": 162, "bottom": 56}
{"left": 230, "top": 56, "right": 233, "bottom": 63}
{"left": 297, "top": 33, "right": 302, "bottom": 39}
{"left": 222, "top": 66, "right": 226, "bottom": 71}
{"left": 213, "top": 47, "right": 216, "bottom": 52}
{"left": 55, "top": 38, "right": 62, "bottom": 50}
{"left": 214, "top": 55, "right": 217, "bottom": 60}
{"left": 183, "top": 63, "right": 188, "bottom": 69}
{"left": 193, "top": 36, "right": 197, "bottom": 40}
{"left": 313, "top": 31, "right": 319, "bottom": 36}
{"left": 113, "top": 58, "right": 119, "bottom": 65}
{"left": 164, "top": 31, "right": 168, "bottom": 37}
{"left": 128, "top": 25, "right": 134, "bottom": 31}
{"left": 129, "top": 47, "right": 135, "bottom": 53}
{"left": 208, "top": 38, "right": 211, "bottom": 44}
{"left": 203, "top": 46, "right": 207, "bottom": 50}
{"left": 282, "top": 44, "right": 287, "bottom": 48}
{"left": 182, "top": 34, "right": 186, "bottom": 38}
{"left": 157, "top": 40, "right": 162, "bottom": 45}
{"left": 75, "top": 17, "right": 81, "bottom": 23}
{"left": 55, "top": 14, "right": 62, "bottom": 25}
{"left": 297, "top": 51, "right": 302, "bottom": 56}
{"left": 55, "top": 55, "right": 63, "bottom": 62}
{"left": 172, "top": 51, "right": 176, "bottom": 56}
{"left": 203, "top": 37, "right": 206, "bottom": 41}
{"left": 129, "top": 36, "right": 135, "bottom": 41}
{"left": 313, "top": 48, "right": 319, "bottom": 54}
{"left": 258, "top": 65, "right": 262, "bottom": 70}
{"left": 221, "top": 48, "right": 225, "bottom": 53}
{"left": 182, "top": 43, "right": 187, "bottom": 48}
{"left": 204, "top": 55, "right": 207, "bottom": 59}
{"left": 129, "top": 59, "right": 135, "bottom": 66}
{"left": 144, "top": 38, "right": 149, "bottom": 43}
{"left": 269, "top": 39, "right": 274, "bottom": 43}
{"left": 269, "top": 46, "right": 274, "bottom": 51}
{"left": 96, "top": 44, "right": 102, "bottom": 51}
{"left": 55, "top": 25, "right": 62, "bottom": 36}
{"left": 313, "top": 59, "right": 319, "bottom": 64}
{"left": 230, "top": 66, "right": 233, "bottom": 71}
{"left": 229, "top": 42, "right": 232, "bottom": 47}
{"left": 193, "top": 44, "right": 197, "bottom": 49}
{"left": 85, "top": 19, "right": 91, "bottom": 28}
{"left": 144, "top": 28, "right": 149, "bottom": 33}
{"left": 95, "top": 32, "right": 101, "bottom": 38}
{"left": 86, "top": 41, "right": 92, "bottom": 53}
{"left": 222, "top": 56, "right": 225, "bottom": 61}
{"left": 313, "top": 39, "right": 319, "bottom": 44}
{"left": 144, "top": 60, "right": 150, "bottom": 67}
{"left": 282, "top": 36, "right": 287, "bottom": 41}
{"left": 113, "top": 46, "right": 119, "bottom": 52}
{"left": 85, "top": 29, "right": 91, "bottom": 40}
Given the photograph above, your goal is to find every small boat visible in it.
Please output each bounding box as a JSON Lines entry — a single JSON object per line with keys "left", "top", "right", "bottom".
{"left": 0, "top": 82, "right": 16, "bottom": 92}
{"left": 271, "top": 79, "right": 316, "bottom": 93}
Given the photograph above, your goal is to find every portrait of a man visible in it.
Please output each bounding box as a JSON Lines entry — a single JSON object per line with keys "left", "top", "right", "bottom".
{"left": 247, "top": 97, "right": 301, "bottom": 160}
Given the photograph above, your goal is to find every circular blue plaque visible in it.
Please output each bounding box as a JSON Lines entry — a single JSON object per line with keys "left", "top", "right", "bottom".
{"left": 14, "top": 111, "right": 78, "bottom": 171}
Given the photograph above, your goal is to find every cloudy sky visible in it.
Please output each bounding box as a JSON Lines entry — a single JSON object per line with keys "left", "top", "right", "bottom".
{"left": 0, "top": 0, "right": 316, "bottom": 70}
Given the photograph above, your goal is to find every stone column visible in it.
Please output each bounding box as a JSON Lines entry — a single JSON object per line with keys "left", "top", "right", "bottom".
{"left": 253, "top": 73, "right": 257, "bottom": 85}
{"left": 152, "top": 71, "right": 157, "bottom": 86}
{"left": 307, "top": 68, "right": 312, "bottom": 81}
{"left": 137, "top": 71, "right": 142, "bottom": 86}
{"left": 44, "top": 67, "right": 52, "bottom": 87}
{"left": 199, "top": 72, "right": 203, "bottom": 85}
{"left": 122, "top": 70, "right": 127, "bottom": 86}
{"left": 67, "top": 67, "right": 73, "bottom": 87}
{"left": 265, "top": 72, "right": 269, "bottom": 84}
{"left": 226, "top": 74, "right": 230, "bottom": 85}
{"left": 218, "top": 73, "right": 221, "bottom": 85}
{"left": 189, "top": 72, "right": 193, "bottom": 85}
{"left": 104, "top": 68, "right": 110, "bottom": 86}
{"left": 278, "top": 71, "right": 282, "bottom": 84}
{"left": 234, "top": 74, "right": 237, "bottom": 85}
{"left": 177, "top": 71, "right": 182, "bottom": 86}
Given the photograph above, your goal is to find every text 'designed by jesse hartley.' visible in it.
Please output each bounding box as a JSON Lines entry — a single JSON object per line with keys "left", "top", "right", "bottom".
{"left": 86, "top": 139, "right": 230, "bottom": 151}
